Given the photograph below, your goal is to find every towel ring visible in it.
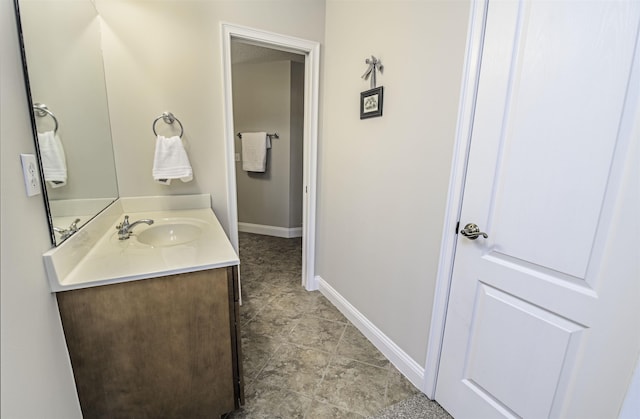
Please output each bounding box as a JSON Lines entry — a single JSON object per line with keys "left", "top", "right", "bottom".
{"left": 152, "top": 112, "right": 184, "bottom": 138}
{"left": 33, "top": 103, "right": 59, "bottom": 134}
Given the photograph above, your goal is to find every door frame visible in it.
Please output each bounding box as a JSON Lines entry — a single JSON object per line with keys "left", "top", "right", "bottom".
{"left": 220, "top": 23, "right": 320, "bottom": 290}
{"left": 422, "top": 0, "right": 489, "bottom": 398}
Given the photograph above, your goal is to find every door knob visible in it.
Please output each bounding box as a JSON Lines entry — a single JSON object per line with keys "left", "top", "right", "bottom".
{"left": 460, "top": 223, "right": 488, "bottom": 240}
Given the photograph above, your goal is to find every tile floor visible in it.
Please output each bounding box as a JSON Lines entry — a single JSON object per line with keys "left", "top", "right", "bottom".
{"left": 224, "top": 232, "right": 422, "bottom": 418}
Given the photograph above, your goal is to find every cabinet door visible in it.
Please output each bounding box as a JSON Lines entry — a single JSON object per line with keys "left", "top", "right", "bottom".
{"left": 57, "top": 269, "right": 236, "bottom": 419}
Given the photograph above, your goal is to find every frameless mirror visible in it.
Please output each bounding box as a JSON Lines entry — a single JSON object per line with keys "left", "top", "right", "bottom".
{"left": 15, "top": 0, "right": 119, "bottom": 246}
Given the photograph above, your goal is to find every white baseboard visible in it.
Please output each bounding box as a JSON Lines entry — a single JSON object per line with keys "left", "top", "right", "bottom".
{"left": 238, "top": 222, "right": 302, "bottom": 238}
{"left": 316, "top": 275, "right": 426, "bottom": 392}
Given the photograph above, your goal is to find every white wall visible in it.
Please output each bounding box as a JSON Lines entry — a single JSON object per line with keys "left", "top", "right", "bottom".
{"left": 95, "top": 0, "right": 325, "bottom": 234}
{"left": 317, "top": 0, "right": 470, "bottom": 364}
{"left": 1, "top": 0, "right": 82, "bottom": 416}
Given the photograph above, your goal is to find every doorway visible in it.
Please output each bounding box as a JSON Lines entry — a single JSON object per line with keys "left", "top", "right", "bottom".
{"left": 231, "top": 42, "right": 304, "bottom": 241}
{"left": 221, "top": 24, "right": 320, "bottom": 290}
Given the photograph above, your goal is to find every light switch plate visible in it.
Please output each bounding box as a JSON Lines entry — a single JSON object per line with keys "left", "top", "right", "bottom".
{"left": 20, "top": 154, "right": 42, "bottom": 197}
{"left": 235, "top": 153, "right": 241, "bottom": 162}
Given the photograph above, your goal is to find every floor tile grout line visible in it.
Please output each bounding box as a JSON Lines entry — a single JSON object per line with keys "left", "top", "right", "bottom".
{"left": 243, "top": 303, "right": 303, "bottom": 391}
{"left": 302, "top": 323, "right": 349, "bottom": 419}
{"left": 245, "top": 338, "right": 285, "bottom": 385}
{"left": 273, "top": 337, "right": 392, "bottom": 372}
{"left": 383, "top": 360, "right": 393, "bottom": 406}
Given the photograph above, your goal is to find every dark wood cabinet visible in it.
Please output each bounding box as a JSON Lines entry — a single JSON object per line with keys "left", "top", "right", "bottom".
{"left": 56, "top": 267, "right": 243, "bottom": 419}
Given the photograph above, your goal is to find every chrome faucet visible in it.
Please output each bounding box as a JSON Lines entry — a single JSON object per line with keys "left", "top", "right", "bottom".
{"left": 53, "top": 218, "right": 81, "bottom": 240}
{"left": 116, "top": 215, "right": 154, "bottom": 240}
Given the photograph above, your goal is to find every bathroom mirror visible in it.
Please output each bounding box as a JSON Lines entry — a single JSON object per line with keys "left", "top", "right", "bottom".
{"left": 15, "top": 0, "right": 119, "bottom": 246}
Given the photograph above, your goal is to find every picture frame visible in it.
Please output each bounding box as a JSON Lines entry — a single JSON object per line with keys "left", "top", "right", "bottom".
{"left": 360, "top": 86, "right": 384, "bottom": 119}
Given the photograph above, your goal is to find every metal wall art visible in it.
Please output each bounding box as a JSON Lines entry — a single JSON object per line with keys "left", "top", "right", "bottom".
{"left": 360, "top": 55, "right": 384, "bottom": 119}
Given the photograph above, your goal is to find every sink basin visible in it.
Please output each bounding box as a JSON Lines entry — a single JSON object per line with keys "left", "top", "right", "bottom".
{"left": 136, "top": 222, "right": 203, "bottom": 247}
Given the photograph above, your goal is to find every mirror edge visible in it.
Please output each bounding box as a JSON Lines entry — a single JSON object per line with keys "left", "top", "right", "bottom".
{"left": 13, "top": 0, "right": 56, "bottom": 246}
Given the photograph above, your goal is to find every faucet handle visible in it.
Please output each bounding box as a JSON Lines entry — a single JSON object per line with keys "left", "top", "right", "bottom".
{"left": 69, "top": 218, "right": 81, "bottom": 231}
{"left": 116, "top": 215, "right": 130, "bottom": 230}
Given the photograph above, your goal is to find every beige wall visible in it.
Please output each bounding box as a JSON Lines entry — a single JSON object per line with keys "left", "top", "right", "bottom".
{"left": 96, "top": 0, "right": 325, "bottom": 232}
{"left": 317, "top": 0, "right": 470, "bottom": 364}
{"left": 233, "top": 60, "right": 303, "bottom": 229}
{"left": 1, "top": 1, "right": 82, "bottom": 416}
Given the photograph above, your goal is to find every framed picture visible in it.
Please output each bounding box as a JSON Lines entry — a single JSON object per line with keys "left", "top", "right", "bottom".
{"left": 360, "top": 86, "right": 384, "bottom": 119}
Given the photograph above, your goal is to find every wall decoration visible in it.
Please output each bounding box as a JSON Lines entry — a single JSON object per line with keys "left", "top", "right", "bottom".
{"left": 361, "top": 55, "right": 383, "bottom": 89}
{"left": 360, "top": 86, "right": 384, "bottom": 119}
{"left": 360, "top": 55, "right": 384, "bottom": 119}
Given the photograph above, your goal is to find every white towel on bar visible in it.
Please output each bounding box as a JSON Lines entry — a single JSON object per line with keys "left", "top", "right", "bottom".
{"left": 241, "top": 132, "right": 271, "bottom": 172}
{"left": 152, "top": 135, "right": 193, "bottom": 185}
{"left": 37, "top": 130, "right": 67, "bottom": 188}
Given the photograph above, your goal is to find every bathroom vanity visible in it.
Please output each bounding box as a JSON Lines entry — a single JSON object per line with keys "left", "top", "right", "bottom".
{"left": 43, "top": 195, "right": 243, "bottom": 418}
{"left": 57, "top": 267, "right": 242, "bottom": 418}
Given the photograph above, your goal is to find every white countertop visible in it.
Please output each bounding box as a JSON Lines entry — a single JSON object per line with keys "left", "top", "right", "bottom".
{"left": 43, "top": 195, "right": 239, "bottom": 292}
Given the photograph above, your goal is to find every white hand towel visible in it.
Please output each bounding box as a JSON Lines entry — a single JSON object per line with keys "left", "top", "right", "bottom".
{"left": 241, "top": 132, "right": 270, "bottom": 172}
{"left": 152, "top": 135, "right": 193, "bottom": 185}
{"left": 37, "top": 130, "right": 67, "bottom": 188}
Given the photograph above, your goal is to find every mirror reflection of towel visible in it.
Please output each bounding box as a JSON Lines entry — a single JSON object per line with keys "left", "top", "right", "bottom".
{"left": 37, "top": 130, "right": 67, "bottom": 188}
{"left": 241, "top": 132, "right": 270, "bottom": 172}
{"left": 152, "top": 135, "right": 193, "bottom": 185}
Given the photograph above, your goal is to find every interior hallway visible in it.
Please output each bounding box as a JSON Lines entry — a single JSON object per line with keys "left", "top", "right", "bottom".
{"left": 226, "top": 232, "right": 451, "bottom": 418}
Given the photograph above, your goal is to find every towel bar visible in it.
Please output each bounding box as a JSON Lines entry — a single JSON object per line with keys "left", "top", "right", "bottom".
{"left": 152, "top": 112, "right": 184, "bottom": 138}
{"left": 237, "top": 132, "right": 279, "bottom": 140}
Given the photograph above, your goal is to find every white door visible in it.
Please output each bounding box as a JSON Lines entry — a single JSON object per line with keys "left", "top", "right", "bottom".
{"left": 436, "top": 1, "right": 640, "bottom": 418}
